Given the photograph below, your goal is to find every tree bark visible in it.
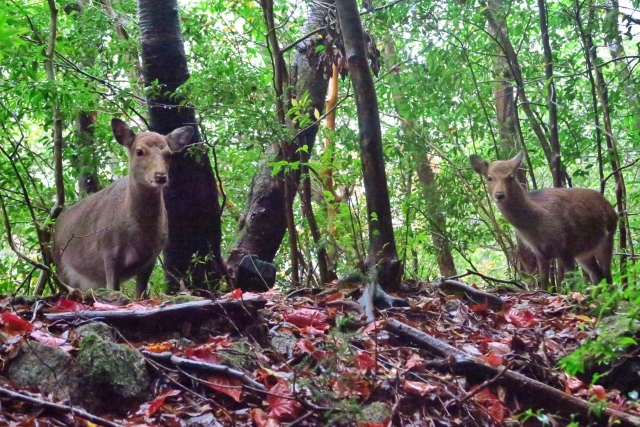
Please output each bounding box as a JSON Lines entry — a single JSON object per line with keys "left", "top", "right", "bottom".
{"left": 336, "top": 0, "right": 401, "bottom": 292}
{"left": 137, "top": 0, "right": 224, "bottom": 291}
{"left": 575, "top": 1, "right": 631, "bottom": 282}
{"left": 74, "top": 112, "right": 100, "bottom": 196}
{"left": 226, "top": 0, "right": 331, "bottom": 288}
{"left": 537, "top": 0, "right": 564, "bottom": 188}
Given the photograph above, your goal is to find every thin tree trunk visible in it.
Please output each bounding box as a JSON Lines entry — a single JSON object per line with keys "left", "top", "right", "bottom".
{"left": 138, "top": 0, "right": 224, "bottom": 291}
{"left": 537, "top": 0, "right": 564, "bottom": 188}
{"left": 35, "top": 0, "right": 65, "bottom": 295}
{"left": 417, "top": 157, "right": 456, "bottom": 277}
{"left": 75, "top": 112, "right": 100, "bottom": 196}
{"left": 382, "top": 39, "right": 456, "bottom": 277}
{"left": 605, "top": 0, "right": 640, "bottom": 128}
{"left": 336, "top": 0, "right": 401, "bottom": 292}
{"left": 226, "top": 0, "right": 331, "bottom": 289}
{"left": 575, "top": 0, "right": 631, "bottom": 283}
{"left": 483, "top": 1, "right": 554, "bottom": 168}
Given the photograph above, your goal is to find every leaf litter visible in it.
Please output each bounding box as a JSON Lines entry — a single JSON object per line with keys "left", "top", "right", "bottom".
{"left": 0, "top": 282, "right": 636, "bottom": 427}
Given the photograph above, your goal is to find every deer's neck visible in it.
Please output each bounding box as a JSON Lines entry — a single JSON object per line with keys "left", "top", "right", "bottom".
{"left": 126, "top": 180, "right": 165, "bottom": 223}
{"left": 498, "top": 189, "right": 542, "bottom": 231}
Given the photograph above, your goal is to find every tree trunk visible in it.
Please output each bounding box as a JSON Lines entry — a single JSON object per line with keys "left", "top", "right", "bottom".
{"left": 382, "top": 39, "right": 456, "bottom": 278}
{"left": 537, "top": 0, "right": 564, "bottom": 188}
{"left": 74, "top": 112, "right": 100, "bottom": 196}
{"left": 137, "top": 0, "right": 224, "bottom": 292}
{"left": 416, "top": 157, "right": 456, "bottom": 277}
{"left": 575, "top": 1, "right": 631, "bottom": 283}
{"left": 605, "top": 0, "right": 640, "bottom": 128}
{"left": 226, "top": 0, "right": 331, "bottom": 289}
{"left": 336, "top": 0, "right": 401, "bottom": 292}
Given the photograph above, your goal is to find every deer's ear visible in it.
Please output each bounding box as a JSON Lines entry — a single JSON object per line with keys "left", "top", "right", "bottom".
{"left": 167, "top": 126, "right": 195, "bottom": 152}
{"left": 469, "top": 154, "right": 489, "bottom": 176}
{"left": 511, "top": 151, "right": 524, "bottom": 170}
{"left": 111, "top": 119, "right": 136, "bottom": 149}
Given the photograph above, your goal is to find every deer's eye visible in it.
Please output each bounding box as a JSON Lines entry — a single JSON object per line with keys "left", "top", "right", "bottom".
{"left": 136, "top": 149, "right": 144, "bottom": 157}
{"left": 487, "top": 176, "right": 493, "bottom": 182}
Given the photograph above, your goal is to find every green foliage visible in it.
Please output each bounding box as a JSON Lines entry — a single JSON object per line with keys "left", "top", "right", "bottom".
{"left": 0, "top": 0, "right": 639, "bottom": 302}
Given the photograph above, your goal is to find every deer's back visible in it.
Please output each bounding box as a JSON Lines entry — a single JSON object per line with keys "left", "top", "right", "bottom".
{"left": 515, "top": 187, "right": 617, "bottom": 259}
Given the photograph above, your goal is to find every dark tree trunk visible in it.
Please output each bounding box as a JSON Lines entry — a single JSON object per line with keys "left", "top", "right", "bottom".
{"left": 575, "top": 1, "right": 632, "bottom": 282}
{"left": 137, "top": 0, "right": 224, "bottom": 291}
{"left": 537, "top": 0, "right": 564, "bottom": 188}
{"left": 336, "top": 0, "right": 401, "bottom": 292}
{"left": 226, "top": 1, "right": 331, "bottom": 289}
{"left": 74, "top": 112, "right": 100, "bottom": 196}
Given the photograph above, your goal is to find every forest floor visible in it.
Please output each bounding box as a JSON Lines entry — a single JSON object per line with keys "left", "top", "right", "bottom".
{"left": 0, "top": 279, "right": 638, "bottom": 427}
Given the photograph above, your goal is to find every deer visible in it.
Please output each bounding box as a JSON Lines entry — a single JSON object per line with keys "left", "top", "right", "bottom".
{"left": 469, "top": 152, "right": 618, "bottom": 289}
{"left": 53, "top": 119, "right": 194, "bottom": 298}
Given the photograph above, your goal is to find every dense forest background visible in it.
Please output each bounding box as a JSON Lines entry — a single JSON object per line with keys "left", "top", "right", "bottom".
{"left": 1, "top": 0, "right": 639, "bottom": 295}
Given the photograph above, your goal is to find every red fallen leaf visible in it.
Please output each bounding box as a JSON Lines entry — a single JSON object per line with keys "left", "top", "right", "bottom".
{"left": 473, "top": 388, "right": 505, "bottom": 422}
{"left": 469, "top": 303, "right": 489, "bottom": 313}
{"left": 356, "top": 350, "right": 376, "bottom": 373}
{"left": 590, "top": 385, "right": 607, "bottom": 400}
{"left": 296, "top": 339, "right": 327, "bottom": 360}
{"left": 361, "top": 320, "right": 385, "bottom": 335}
{"left": 267, "top": 381, "right": 300, "bottom": 420}
{"left": 357, "top": 422, "right": 386, "bottom": 427}
{"left": 185, "top": 346, "right": 222, "bottom": 364}
{"left": 92, "top": 302, "right": 121, "bottom": 311}
{"left": 503, "top": 307, "right": 536, "bottom": 327}
{"left": 204, "top": 375, "right": 242, "bottom": 402}
{"left": 55, "top": 299, "right": 89, "bottom": 312}
{"left": 324, "top": 292, "right": 343, "bottom": 303}
{"left": 1, "top": 311, "right": 34, "bottom": 333}
{"left": 222, "top": 289, "right": 244, "bottom": 299}
{"left": 283, "top": 308, "right": 329, "bottom": 330}
{"left": 403, "top": 380, "right": 438, "bottom": 396}
{"left": 564, "top": 375, "right": 585, "bottom": 393}
{"left": 30, "top": 330, "right": 66, "bottom": 348}
{"left": 145, "top": 342, "right": 174, "bottom": 353}
{"left": 478, "top": 353, "right": 503, "bottom": 366}
{"left": 137, "top": 389, "right": 181, "bottom": 417}
{"left": 405, "top": 353, "right": 425, "bottom": 371}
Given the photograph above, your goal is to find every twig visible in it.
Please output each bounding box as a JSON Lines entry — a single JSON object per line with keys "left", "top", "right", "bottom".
{"left": 0, "top": 386, "right": 123, "bottom": 427}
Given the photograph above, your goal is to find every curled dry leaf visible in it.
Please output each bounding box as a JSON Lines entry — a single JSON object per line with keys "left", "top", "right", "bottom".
{"left": 403, "top": 380, "right": 438, "bottom": 397}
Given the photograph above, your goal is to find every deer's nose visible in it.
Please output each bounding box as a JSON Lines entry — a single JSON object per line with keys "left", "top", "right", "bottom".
{"left": 495, "top": 192, "right": 505, "bottom": 201}
{"left": 155, "top": 173, "right": 168, "bottom": 184}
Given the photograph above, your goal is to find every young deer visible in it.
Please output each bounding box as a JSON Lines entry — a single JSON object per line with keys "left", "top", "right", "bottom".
{"left": 470, "top": 152, "right": 617, "bottom": 289}
{"left": 53, "top": 119, "right": 194, "bottom": 298}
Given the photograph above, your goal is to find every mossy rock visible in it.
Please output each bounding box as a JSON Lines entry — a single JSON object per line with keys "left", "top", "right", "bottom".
{"left": 77, "top": 332, "right": 151, "bottom": 412}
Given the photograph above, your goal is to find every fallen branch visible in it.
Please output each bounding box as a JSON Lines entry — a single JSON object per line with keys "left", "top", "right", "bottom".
{"left": 0, "top": 386, "right": 123, "bottom": 427}
{"left": 385, "top": 318, "right": 640, "bottom": 427}
{"left": 43, "top": 296, "right": 266, "bottom": 323}
{"left": 142, "top": 351, "right": 266, "bottom": 393}
{"left": 436, "top": 279, "right": 505, "bottom": 311}
{"left": 448, "top": 269, "right": 526, "bottom": 289}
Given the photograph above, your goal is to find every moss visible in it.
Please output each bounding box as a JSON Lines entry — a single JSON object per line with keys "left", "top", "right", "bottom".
{"left": 78, "top": 332, "right": 150, "bottom": 400}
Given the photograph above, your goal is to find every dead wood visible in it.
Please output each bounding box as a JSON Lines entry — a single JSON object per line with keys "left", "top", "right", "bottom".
{"left": 0, "top": 386, "right": 123, "bottom": 427}
{"left": 43, "top": 296, "right": 266, "bottom": 331}
{"left": 436, "top": 279, "right": 505, "bottom": 311}
{"left": 142, "top": 351, "right": 266, "bottom": 393}
{"left": 385, "top": 318, "right": 640, "bottom": 427}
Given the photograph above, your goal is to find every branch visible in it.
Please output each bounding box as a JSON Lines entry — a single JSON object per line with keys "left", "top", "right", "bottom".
{"left": 0, "top": 386, "right": 122, "bottom": 427}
